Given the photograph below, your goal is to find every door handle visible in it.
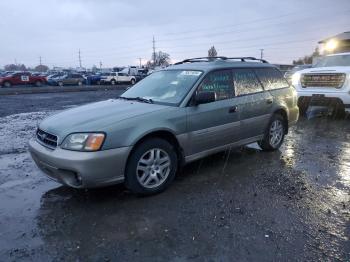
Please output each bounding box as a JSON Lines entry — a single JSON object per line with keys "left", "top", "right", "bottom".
{"left": 266, "top": 98, "right": 273, "bottom": 104}
{"left": 229, "top": 106, "right": 238, "bottom": 113}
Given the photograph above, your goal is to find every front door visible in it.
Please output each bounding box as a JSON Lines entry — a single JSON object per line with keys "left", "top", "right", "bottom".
{"left": 186, "top": 69, "right": 241, "bottom": 155}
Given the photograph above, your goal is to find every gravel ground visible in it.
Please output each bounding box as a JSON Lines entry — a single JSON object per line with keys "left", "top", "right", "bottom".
{"left": 0, "top": 91, "right": 349, "bottom": 261}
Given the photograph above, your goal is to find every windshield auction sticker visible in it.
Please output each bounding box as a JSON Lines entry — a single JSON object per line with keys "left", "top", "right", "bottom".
{"left": 180, "top": 71, "right": 202, "bottom": 76}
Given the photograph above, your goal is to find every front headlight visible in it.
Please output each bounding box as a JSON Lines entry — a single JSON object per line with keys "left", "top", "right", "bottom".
{"left": 291, "top": 72, "right": 301, "bottom": 86}
{"left": 61, "top": 133, "right": 105, "bottom": 151}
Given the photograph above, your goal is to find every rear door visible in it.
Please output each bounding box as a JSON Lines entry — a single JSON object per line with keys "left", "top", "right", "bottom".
{"left": 118, "top": 72, "right": 129, "bottom": 82}
{"left": 186, "top": 69, "right": 241, "bottom": 155}
{"left": 233, "top": 68, "right": 273, "bottom": 139}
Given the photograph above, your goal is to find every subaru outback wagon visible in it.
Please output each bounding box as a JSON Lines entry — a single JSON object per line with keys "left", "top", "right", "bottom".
{"left": 29, "top": 57, "right": 299, "bottom": 195}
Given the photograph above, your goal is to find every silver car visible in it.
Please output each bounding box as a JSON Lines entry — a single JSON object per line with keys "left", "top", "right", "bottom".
{"left": 29, "top": 57, "right": 299, "bottom": 195}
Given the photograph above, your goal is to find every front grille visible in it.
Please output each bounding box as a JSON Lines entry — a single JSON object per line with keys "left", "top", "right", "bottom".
{"left": 301, "top": 73, "right": 346, "bottom": 88}
{"left": 36, "top": 129, "right": 58, "bottom": 149}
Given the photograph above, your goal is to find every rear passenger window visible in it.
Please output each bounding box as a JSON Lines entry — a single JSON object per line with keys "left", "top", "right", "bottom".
{"left": 197, "top": 70, "right": 233, "bottom": 101}
{"left": 233, "top": 69, "right": 263, "bottom": 96}
{"left": 255, "top": 68, "right": 289, "bottom": 90}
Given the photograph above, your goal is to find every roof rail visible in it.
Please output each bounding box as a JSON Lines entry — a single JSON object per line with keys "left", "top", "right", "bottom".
{"left": 174, "top": 56, "right": 268, "bottom": 65}
{"left": 174, "top": 57, "right": 228, "bottom": 65}
{"left": 226, "top": 57, "right": 269, "bottom": 63}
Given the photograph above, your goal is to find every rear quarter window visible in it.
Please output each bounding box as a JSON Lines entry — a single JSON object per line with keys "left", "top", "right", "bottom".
{"left": 254, "top": 68, "right": 289, "bottom": 90}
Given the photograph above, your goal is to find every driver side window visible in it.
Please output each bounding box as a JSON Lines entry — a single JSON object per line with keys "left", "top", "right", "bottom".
{"left": 197, "top": 70, "right": 234, "bottom": 101}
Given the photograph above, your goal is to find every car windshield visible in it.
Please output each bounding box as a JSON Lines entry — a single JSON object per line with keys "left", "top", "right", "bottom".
{"left": 314, "top": 54, "right": 350, "bottom": 67}
{"left": 121, "top": 70, "right": 203, "bottom": 105}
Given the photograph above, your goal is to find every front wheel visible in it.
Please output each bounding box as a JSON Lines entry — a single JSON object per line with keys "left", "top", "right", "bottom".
{"left": 77, "top": 81, "right": 83, "bottom": 86}
{"left": 35, "top": 81, "right": 42, "bottom": 87}
{"left": 58, "top": 81, "right": 63, "bottom": 87}
{"left": 125, "top": 138, "right": 178, "bottom": 195}
{"left": 3, "top": 82, "right": 11, "bottom": 88}
{"left": 111, "top": 79, "right": 117, "bottom": 85}
{"left": 258, "top": 114, "right": 286, "bottom": 151}
{"left": 130, "top": 79, "right": 136, "bottom": 85}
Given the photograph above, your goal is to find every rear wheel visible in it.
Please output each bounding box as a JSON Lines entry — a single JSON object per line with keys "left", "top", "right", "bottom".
{"left": 258, "top": 114, "right": 286, "bottom": 151}
{"left": 58, "top": 81, "right": 63, "bottom": 87}
{"left": 3, "top": 81, "right": 11, "bottom": 88}
{"left": 131, "top": 78, "right": 136, "bottom": 85}
{"left": 125, "top": 138, "right": 178, "bottom": 195}
{"left": 35, "top": 81, "right": 42, "bottom": 87}
{"left": 77, "top": 81, "right": 83, "bottom": 86}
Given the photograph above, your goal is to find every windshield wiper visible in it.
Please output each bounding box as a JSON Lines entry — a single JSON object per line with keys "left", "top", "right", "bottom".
{"left": 118, "top": 96, "right": 153, "bottom": 104}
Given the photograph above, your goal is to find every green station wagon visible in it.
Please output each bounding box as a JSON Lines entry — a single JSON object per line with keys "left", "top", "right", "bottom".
{"left": 29, "top": 57, "right": 299, "bottom": 195}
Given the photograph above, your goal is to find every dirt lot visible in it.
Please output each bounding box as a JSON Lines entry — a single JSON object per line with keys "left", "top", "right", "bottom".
{"left": 0, "top": 91, "right": 349, "bottom": 261}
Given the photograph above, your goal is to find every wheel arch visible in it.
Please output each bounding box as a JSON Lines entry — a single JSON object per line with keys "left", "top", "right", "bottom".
{"left": 126, "top": 129, "right": 184, "bottom": 169}
{"left": 273, "top": 107, "right": 289, "bottom": 134}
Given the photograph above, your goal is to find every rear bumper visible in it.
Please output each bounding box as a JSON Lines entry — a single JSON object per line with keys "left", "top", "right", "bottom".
{"left": 29, "top": 139, "right": 132, "bottom": 188}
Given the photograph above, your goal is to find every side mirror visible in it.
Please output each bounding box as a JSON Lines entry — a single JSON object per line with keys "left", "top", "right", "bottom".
{"left": 194, "top": 91, "right": 216, "bottom": 105}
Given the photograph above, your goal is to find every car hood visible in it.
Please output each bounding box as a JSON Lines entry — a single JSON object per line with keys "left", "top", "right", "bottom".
{"left": 298, "top": 66, "right": 350, "bottom": 74}
{"left": 39, "top": 99, "right": 170, "bottom": 142}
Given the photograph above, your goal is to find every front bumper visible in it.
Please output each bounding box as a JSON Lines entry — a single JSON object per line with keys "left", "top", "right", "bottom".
{"left": 29, "top": 139, "right": 132, "bottom": 188}
{"left": 297, "top": 90, "right": 350, "bottom": 112}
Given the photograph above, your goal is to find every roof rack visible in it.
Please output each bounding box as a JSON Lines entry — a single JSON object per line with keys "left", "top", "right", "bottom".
{"left": 174, "top": 56, "right": 269, "bottom": 65}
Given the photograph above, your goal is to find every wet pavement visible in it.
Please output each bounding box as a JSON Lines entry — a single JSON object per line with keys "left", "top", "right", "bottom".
{"left": 0, "top": 91, "right": 349, "bottom": 261}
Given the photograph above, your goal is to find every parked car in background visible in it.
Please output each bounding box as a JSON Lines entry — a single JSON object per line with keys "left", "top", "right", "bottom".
{"left": 85, "top": 72, "right": 111, "bottom": 85}
{"left": 100, "top": 72, "right": 136, "bottom": 85}
{"left": 293, "top": 52, "right": 350, "bottom": 116}
{"left": 48, "top": 73, "right": 85, "bottom": 86}
{"left": 29, "top": 56, "right": 298, "bottom": 195}
{"left": 0, "top": 72, "right": 47, "bottom": 87}
{"left": 135, "top": 69, "right": 149, "bottom": 82}
{"left": 284, "top": 64, "right": 312, "bottom": 83}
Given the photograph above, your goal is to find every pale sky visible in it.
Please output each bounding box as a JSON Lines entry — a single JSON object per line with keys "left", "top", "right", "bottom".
{"left": 0, "top": 0, "right": 349, "bottom": 68}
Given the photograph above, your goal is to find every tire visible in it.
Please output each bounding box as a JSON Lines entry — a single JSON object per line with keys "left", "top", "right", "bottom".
{"left": 77, "top": 81, "right": 83, "bottom": 86}
{"left": 111, "top": 79, "right": 116, "bottom": 85}
{"left": 58, "top": 82, "right": 63, "bottom": 87}
{"left": 258, "top": 114, "right": 286, "bottom": 151}
{"left": 3, "top": 81, "right": 11, "bottom": 88}
{"left": 35, "top": 81, "right": 42, "bottom": 87}
{"left": 131, "top": 79, "right": 136, "bottom": 85}
{"left": 125, "top": 138, "right": 178, "bottom": 195}
{"left": 297, "top": 97, "right": 309, "bottom": 116}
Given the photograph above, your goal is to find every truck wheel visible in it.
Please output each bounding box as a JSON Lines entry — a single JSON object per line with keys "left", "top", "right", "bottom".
{"left": 258, "top": 114, "right": 286, "bottom": 151}
{"left": 131, "top": 79, "right": 136, "bottom": 85}
{"left": 111, "top": 80, "right": 116, "bottom": 85}
{"left": 35, "top": 81, "right": 42, "bottom": 87}
{"left": 125, "top": 138, "right": 178, "bottom": 195}
{"left": 3, "top": 82, "right": 11, "bottom": 88}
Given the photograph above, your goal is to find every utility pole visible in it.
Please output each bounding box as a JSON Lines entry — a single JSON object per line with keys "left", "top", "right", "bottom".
{"left": 152, "top": 36, "right": 156, "bottom": 67}
{"left": 138, "top": 58, "right": 142, "bottom": 67}
{"left": 99, "top": 61, "right": 102, "bottom": 69}
{"left": 39, "top": 56, "right": 42, "bottom": 66}
{"left": 260, "top": 49, "right": 264, "bottom": 60}
{"left": 78, "top": 49, "right": 82, "bottom": 68}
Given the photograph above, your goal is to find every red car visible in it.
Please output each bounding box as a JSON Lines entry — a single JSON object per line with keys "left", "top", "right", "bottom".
{"left": 0, "top": 72, "right": 47, "bottom": 87}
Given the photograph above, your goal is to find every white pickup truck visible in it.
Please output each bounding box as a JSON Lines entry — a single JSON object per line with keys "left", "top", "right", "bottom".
{"left": 293, "top": 52, "right": 350, "bottom": 116}
{"left": 100, "top": 72, "right": 136, "bottom": 85}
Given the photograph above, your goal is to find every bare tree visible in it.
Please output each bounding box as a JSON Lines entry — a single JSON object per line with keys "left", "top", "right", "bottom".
{"left": 34, "top": 64, "right": 49, "bottom": 72}
{"left": 147, "top": 51, "right": 171, "bottom": 68}
{"left": 208, "top": 46, "right": 218, "bottom": 57}
{"left": 4, "top": 64, "right": 27, "bottom": 71}
{"left": 293, "top": 48, "right": 320, "bottom": 65}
